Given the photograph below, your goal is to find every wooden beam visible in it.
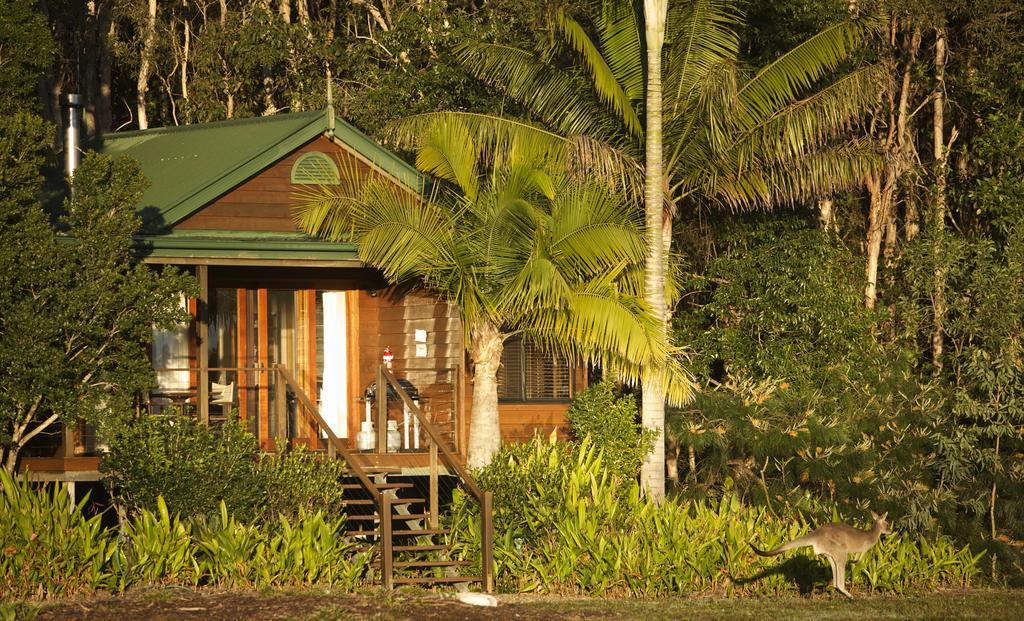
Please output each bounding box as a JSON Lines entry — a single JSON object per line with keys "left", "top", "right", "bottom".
{"left": 197, "top": 265, "right": 210, "bottom": 425}
{"left": 237, "top": 289, "right": 249, "bottom": 424}
{"left": 258, "top": 288, "right": 270, "bottom": 449}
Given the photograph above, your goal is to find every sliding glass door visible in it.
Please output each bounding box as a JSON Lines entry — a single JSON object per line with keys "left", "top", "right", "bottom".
{"left": 206, "top": 286, "right": 350, "bottom": 449}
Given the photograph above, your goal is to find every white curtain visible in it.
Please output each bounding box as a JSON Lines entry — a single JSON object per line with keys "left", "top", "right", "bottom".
{"left": 319, "top": 292, "right": 348, "bottom": 438}
{"left": 153, "top": 295, "right": 190, "bottom": 392}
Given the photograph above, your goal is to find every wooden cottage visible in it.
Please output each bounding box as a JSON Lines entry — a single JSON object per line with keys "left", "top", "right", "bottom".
{"left": 20, "top": 107, "right": 582, "bottom": 484}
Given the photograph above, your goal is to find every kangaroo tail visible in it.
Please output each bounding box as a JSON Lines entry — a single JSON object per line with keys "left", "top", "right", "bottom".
{"left": 749, "top": 536, "right": 809, "bottom": 557}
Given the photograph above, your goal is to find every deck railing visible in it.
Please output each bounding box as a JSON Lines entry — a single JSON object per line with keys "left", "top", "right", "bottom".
{"left": 143, "top": 364, "right": 491, "bottom": 591}
{"left": 376, "top": 366, "right": 493, "bottom": 592}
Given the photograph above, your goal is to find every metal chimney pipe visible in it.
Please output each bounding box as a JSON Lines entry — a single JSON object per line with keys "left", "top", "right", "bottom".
{"left": 61, "top": 93, "right": 84, "bottom": 181}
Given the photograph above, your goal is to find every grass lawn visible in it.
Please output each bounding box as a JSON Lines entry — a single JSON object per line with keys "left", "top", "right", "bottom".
{"left": 14, "top": 588, "right": 1022, "bottom": 621}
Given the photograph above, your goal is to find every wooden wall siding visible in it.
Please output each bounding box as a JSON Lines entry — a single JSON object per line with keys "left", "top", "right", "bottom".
{"left": 462, "top": 356, "right": 586, "bottom": 448}
{"left": 353, "top": 288, "right": 464, "bottom": 446}
{"left": 498, "top": 403, "right": 571, "bottom": 443}
{"left": 176, "top": 136, "right": 370, "bottom": 232}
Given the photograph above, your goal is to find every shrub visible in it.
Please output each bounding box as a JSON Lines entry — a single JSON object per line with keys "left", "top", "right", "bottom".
{"left": 102, "top": 413, "right": 347, "bottom": 523}
{"left": 449, "top": 435, "right": 982, "bottom": 596}
{"left": 565, "top": 380, "right": 654, "bottom": 480}
{"left": 0, "top": 471, "right": 116, "bottom": 599}
{"left": 119, "top": 497, "right": 199, "bottom": 587}
{"left": 101, "top": 413, "right": 263, "bottom": 522}
{"left": 194, "top": 502, "right": 373, "bottom": 589}
{"left": 258, "top": 446, "right": 347, "bottom": 521}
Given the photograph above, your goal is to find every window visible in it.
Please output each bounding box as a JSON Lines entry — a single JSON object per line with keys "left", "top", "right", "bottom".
{"left": 290, "top": 152, "right": 340, "bottom": 185}
{"left": 497, "top": 337, "right": 574, "bottom": 402}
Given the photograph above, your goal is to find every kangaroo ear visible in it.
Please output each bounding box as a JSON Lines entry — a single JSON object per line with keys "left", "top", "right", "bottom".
{"left": 871, "top": 511, "right": 879, "bottom": 520}
{"left": 881, "top": 512, "right": 888, "bottom": 520}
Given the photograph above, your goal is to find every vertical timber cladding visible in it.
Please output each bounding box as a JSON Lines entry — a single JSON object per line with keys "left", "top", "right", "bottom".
{"left": 356, "top": 288, "right": 464, "bottom": 447}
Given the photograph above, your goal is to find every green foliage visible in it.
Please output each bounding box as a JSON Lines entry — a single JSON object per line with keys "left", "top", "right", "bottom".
{"left": 0, "top": 119, "right": 194, "bottom": 472}
{"left": 0, "top": 0, "right": 54, "bottom": 114}
{"left": 0, "top": 471, "right": 116, "bottom": 599}
{"left": 449, "top": 435, "right": 981, "bottom": 596}
{"left": 0, "top": 474, "right": 371, "bottom": 599}
{"left": 897, "top": 226, "right": 1024, "bottom": 564}
{"left": 120, "top": 497, "right": 199, "bottom": 587}
{"left": 101, "top": 414, "right": 264, "bottom": 522}
{"left": 194, "top": 502, "right": 371, "bottom": 589}
{"left": 102, "top": 413, "right": 347, "bottom": 524}
{"left": 566, "top": 380, "right": 653, "bottom": 480}
{"left": 670, "top": 217, "right": 939, "bottom": 520}
{"left": 258, "top": 445, "right": 348, "bottom": 521}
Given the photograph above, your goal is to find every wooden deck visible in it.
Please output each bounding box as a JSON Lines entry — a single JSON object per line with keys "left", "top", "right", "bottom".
{"left": 20, "top": 456, "right": 102, "bottom": 481}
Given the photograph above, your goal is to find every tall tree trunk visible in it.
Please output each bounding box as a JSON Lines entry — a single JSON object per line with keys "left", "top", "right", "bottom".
{"left": 865, "top": 23, "right": 921, "bottom": 309}
{"left": 83, "top": 1, "right": 101, "bottom": 134}
{"left": 137, "top": 0, "right": 158, "bottom": 130}
{"left": 466, "top": 323, "right": 504, "bottom": 469}
{"left": 931, "top": 26, "right": 948, "bottom": 373}
{"left": 818, "top": 198, "right": 835, "bottom": 232}
{"left": 219, "top": 0, "right": 234, "bottom": 118}
{"left": 864, "top": 173, "right": 884, "bottom": 309}
{"left": 640, "top": 0, "right": 668, "bottom": 503}
{"left": 98, "top": 18, "right": 114, "bottom": 132}
{"left": 182, "top": 3, "right": 191, "bottom": 106}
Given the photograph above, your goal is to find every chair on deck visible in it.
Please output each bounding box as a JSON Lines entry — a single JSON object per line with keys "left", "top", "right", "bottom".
{"left": 210, "top": 381, "right": 235, "bottom": 421}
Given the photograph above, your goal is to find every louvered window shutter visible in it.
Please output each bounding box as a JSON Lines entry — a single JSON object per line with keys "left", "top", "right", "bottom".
{"left": 498, "top": 336, "right": 573, "bottom": 401}
{"left": 291, "top": 152, "right": 341, "bottom": 185}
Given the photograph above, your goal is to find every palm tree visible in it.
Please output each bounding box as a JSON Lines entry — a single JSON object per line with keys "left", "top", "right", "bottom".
{"left": 293, "top": 121, "right": 690, "bottom": 468}
{"left": 642, "top": 0, "right": 669, "bottom": 502}
{"left": 390, "top": 0, "right": 883, "bottom": 497}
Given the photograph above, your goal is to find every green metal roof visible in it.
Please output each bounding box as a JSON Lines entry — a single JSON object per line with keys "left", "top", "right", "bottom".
{"left": 134, "top": 230, "right": 360, "bottom": 263}
{"left": 92, "top": 108, "right": 422, "bottom": 233}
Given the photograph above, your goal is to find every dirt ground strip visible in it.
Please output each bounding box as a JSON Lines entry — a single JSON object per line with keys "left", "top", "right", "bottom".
{"left": 22, "top": 588, "right": 1024, "bottom": 621}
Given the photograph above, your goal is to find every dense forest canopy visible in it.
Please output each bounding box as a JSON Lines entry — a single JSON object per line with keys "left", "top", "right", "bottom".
{"left": 3, "top": 0, "right": 1024, "bottom": 577}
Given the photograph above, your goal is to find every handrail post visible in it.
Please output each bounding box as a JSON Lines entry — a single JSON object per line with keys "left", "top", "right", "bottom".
{"left": 380, "top": 492, "right": 393, "bottom": 589}
{"left": 482, "top": 490, "right": 494, "bottom": 593}
{"left": 273, "top": 366, "right": 287, "bottom": 448}
{"left": 376, "top": 365, "right": 387, "bottom": 453}
{"left": 429, "top": 440, "right": 439, "bottom": 530}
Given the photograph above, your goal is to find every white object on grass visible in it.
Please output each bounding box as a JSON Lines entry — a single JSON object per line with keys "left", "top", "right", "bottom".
{"left": 456, "top": 592, "right": 498, "bottom": 607}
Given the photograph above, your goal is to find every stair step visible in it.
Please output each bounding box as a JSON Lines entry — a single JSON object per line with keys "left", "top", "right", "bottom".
{"left": 394, "top": 560, "right": 472, "bottom": 569}
{"left": 393, "top": 544, "right": 451, "bottom": 552}
{"left": 393, "top": 528, "right": 449, "bottom": 537}
{"left": 343, "top": 497, "right": 424, "bottom": 506}
{"left": 341, "top": 482, "right": 414, "bottom": 490}
{"left": 348, "top": 513, "right": 431, "bottom": 522}
{"left": 345, "top": 530, "right": 378, "bottom": 537}
{"left": 392, "top": 575, "right": 481, "bottom": 585}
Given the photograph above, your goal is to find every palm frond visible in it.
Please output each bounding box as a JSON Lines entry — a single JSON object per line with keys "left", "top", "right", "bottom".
{"left": 564, "top": 133, "right": 643, "bottom": 197}
{"left": 729, "top": 65, "right": 887, "bottom": 160}
{"left": 681, "top": 141, "right": 881, "bottom": 210}
{"left": 416, "top": 120, "right": 481, "bottom": 201}
{"left": 557, "top": 7, "right": 643, "bottom": 137}
{"left": 594, "top": 0, "right": 645, "bottom": 102}
{"left": 456, "top": 42, "right": 618, "bottom": 140}
{"left": 386, "top": 111, "right": 567, "bottom": 153}
{"left": 737, "top": 15, "right": 881, "bottom": 122}
{"left": 664, "top": 0, "right": 741, "bottom": 122}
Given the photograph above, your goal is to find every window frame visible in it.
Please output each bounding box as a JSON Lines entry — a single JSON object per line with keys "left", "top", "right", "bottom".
{"left": 497, "top": 336, "right": 576, "bottom": 404}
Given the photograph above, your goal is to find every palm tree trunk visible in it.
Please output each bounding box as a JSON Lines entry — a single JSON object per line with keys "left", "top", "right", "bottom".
{"left": 467, "top": 322, "right": 504, "bottom": 469}
{"left": 641, "top": 0, "right": 668, "bottom": 503}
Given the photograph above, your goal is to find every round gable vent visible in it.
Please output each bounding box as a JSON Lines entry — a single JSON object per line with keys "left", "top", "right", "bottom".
{"left": 291, "top": 152, "right": 340, "bottom": 185}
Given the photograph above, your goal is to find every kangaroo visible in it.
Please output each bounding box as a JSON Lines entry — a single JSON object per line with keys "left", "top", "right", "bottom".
{"left": 750, "top": 511, "right": 892, "bottom": 598}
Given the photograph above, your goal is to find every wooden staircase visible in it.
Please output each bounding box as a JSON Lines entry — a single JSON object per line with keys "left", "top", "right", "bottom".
{"left": 276, "top": 365, "right": 493, "bottom": 591}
